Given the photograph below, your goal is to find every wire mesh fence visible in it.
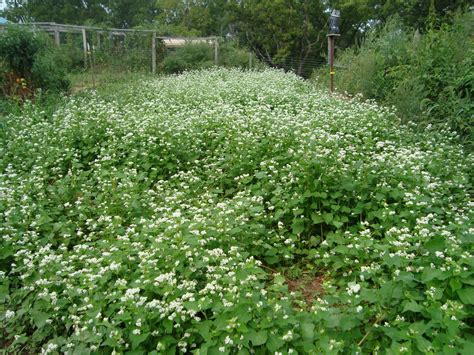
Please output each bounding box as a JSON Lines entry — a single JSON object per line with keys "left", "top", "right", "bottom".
{"left": 1, "top": 21, "right": 331, "bottom": 95}
{"left": 25, "top": 23, "right": 217, "bottom": 72}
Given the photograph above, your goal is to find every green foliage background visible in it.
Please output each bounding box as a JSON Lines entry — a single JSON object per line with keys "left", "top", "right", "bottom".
{"left": 0, "top": 26, "right": 70, "bottom": 95}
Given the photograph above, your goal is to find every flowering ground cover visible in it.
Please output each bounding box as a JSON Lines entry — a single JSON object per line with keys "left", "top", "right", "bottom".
{"left": 1, "top": 68, "right": 473, "bottom": 354}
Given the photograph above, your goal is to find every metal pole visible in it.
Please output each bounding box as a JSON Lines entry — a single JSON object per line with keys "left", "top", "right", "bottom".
{"left": 249, "top": 52, "right": 252, "bottom": 69}
{"left": 329, "top": 35, "right": 334, "bottom": 92}
{"left": 152, "top": 32, "right": 156, "bottom": 74}
{"left": 327, "top": 8, "right": 341, "bottom": 93}
{"left": 82, "top": 28, "right": 88, "bottom": 70}
{"left": 328, "top": 35, "right": 338, "bottom": 93}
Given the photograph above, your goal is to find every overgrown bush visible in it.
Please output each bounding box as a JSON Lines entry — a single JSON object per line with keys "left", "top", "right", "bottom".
{"left": 412, "top": 14, "right": 473, "bottom": 142}
{"left": 0, "top": 25, "right": 70, "bottom": 97}
{"left": 162, "top": 43, "right": 214, "bottom": 74}
{"left": 162, "top": 42, "right": 261, "bottom": 74}
{"left": 313, "top": 12, "right": 473, "bottom": 146}
{"left": 219, "top": 41, "right": 262, "bottom": 69}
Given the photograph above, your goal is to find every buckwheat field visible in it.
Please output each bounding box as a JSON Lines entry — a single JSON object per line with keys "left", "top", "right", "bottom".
{"left": 1, "top": 69, "right": 473, "bottom": 354}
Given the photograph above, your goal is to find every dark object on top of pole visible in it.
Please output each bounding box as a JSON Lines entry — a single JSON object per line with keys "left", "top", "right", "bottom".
{"left": 329, "top": 10, "right": 340, "bottom": 35}
{"left": 328, "top": 9, "right": 340, "bottom": 93}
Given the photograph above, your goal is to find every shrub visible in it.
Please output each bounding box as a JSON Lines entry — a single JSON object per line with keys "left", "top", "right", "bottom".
{"left": 219, "top": 41, "right": 262, "bottom": 69}
{"left": 0, "top": 25, "right": 70, "bottom": 97}
{"left": 162, "top": 43, "right": 214, "bottom": 74}
{"left": 412, "top": 14, "right": 473, "bottom": 142}
{"left": 162, "top": 42, "right": 262, "bottom": 74}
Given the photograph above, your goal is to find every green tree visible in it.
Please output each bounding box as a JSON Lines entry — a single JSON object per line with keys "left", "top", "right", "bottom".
{"left": 4, "top": 0, "right": 158, "bottom": 28}
{"left": 234, "top": 0, "right": 327, "bottom": 77}
{"left": 155, "top": 0, "right": 231, "bottom": 36}
{"left": 328, "top": 0, "right": 472, "bottom": 49}
{"left": 5, "top": 0, "right": 109, "bottom": 25}
{"left": 106, "top": 0, "right": 158, "bottom": 28}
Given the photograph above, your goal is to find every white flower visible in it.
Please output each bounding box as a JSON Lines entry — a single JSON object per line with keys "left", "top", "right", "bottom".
{"left": 5, "top": 310, "right": 15, "bottom": 319}
{"left": 347, "top": 282, "right": 361, "bottom": 295}
{"left": 282, "top": 330, "right": 293, "bottom": 341}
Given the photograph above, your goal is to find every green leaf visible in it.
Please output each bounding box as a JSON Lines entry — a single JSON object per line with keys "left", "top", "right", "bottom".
{"left": 457, "top": 287, "right": 474, "bottom": 305}
{"left": 311, "top": 213, "right": 323, "bottom": 224}
{"left": 340, "top": 315, "right": 358, "bottom": 331}
{"left": 301, "top": 322, "right": 314, "bottom": 341}
{"left": 424, "top": 235, "right": 445, "bottom": 252}
{"left": 322, "top": 213, "right": 333, "bottom": 223}
{"left": 325, "top": 314, "right": 341, "bottom": 328}
{"left": 402, "top": 300, "right": 423, "bottom": 313}
{"left": 380, "top": 281, "right": 395, "bottom": 301}
{"left": 416, "top": 336, "right": 432, "bottom": 352}
{"left": 461, "top": 340, "right": 474, "bottom": 355}
{"left": 0, "top": 245, "right": 14, "bottom": 260}
{"left": 273, "top": 275, "right": 286, "bottom": 286}
{"left": 409, "top": 321, "right": 428, "bottom": 336}
{"left": 360, "top": 288, "right": 378, "bottom": 303}
{"left": 37, "top": 213, "right": 53, "bottom": 226}
{"left": 31, "top": 310, "right": 50, "bottom": 328}
{"left": 131, "top": 332, "right": 149, "bottom": 348}
{"left": 449, "top": 278, "right": 462, "bottom": 292}
{"left": 461, "top": 276, "right": 474, "bottom": 286}
{"left": 248, "top": 330, "right": 267, "bottom": 346}
{"left": 421, "top": 269, "right": 445, "bottom": 282}
{"left": 195, "top": 321, "right": 211, "bottom": 341}
{"left": 0, "top": 282, "right": 9, "bottom": 302}
{"left": 266, "top": 335, "right": 284, "bottom": 352}
{"left": 292, "top": 219, "right": 305, "bottom": 235}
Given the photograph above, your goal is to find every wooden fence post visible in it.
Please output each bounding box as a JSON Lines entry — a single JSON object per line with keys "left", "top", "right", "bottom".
{"left": 54, "top": 29, "right": 60, "bottom": 46}
{"left": 82, "top": 28, "right": 88, "bottom": 70}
